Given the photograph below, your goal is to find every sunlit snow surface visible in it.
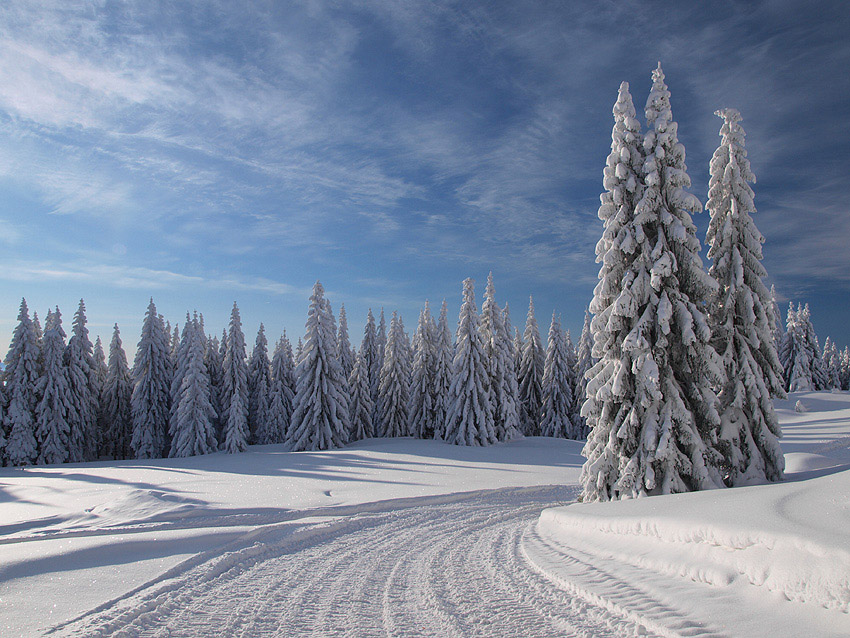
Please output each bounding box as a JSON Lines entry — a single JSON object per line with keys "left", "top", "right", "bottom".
{"left": 1, "top": 392, "right": 848, "bottom": 636}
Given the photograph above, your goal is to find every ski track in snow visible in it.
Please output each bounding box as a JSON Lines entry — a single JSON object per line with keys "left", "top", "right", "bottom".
{"left": 49, "top": 485, "right": 731, "bottom": 638}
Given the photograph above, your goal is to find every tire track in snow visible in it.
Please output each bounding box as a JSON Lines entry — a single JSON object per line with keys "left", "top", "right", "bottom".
{"left": 54, "top": 486, "right": 726, "bottom": 637}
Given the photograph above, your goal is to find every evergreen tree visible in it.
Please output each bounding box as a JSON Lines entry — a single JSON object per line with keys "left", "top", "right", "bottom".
{"left": 348, "top": 347, "right": 374, "bottom": 440}
{"left": 839, "top": 346, "right": 850, "bottom": 391}
{"left": 513, "top": 328, "right": 523, "bottom": 378}
{"left": 295, "top": 337, "right": 304, "bottom": 366}
{"left": 170, "top": 324, "right": 180, "bottom": 368}
{"left": 4, "top": 299, "right": 40, "bottom": 465}
{"left": 93, "top": 335, "right": 110, "bottom": 457}
{"left": 409, "top": 303, "right": 437, "bottom": 439}
{"left": 168, "top": 315, "right": 193, "bottom": 449}
{"left": 573, "top": 308, "right": 594, "bottom": 439}
{"left": 204, "top": 334, "right": 224, "bottom": 445}
{"left": 445, "top": 278, "right": 496, "bottom": 446}
{"left": 267, "top": 333, "right": 295, "bottom": 443}
{"left": 518, "top": 296, "right": 544, "bottom": 436}
{"left": 170, "top": 316, "right": 217, "bottom": 457}
{"left": 582, "top": 69, "right": 724, "bottom": 502}
{"left": 361, "top": 310, "right": 382, "bottom": 433}
{"left": 705, "top": 108, "right": 785, "bottom": 485}
{"left": 770, "top": 285, "right": 784, "bottom": 354}
{"left": 248, "top": 324, "right": 272, "bottom": 443}
{"left": 432, "top": 300, "right": 453, "bottom": 440}
{"left": 540, "top": 313, "right": 577, "bottom": 439}
{"left": 35, "top": 309, "right": 71, "bottom": 465}
{"left": 374, "top": 308, "right": 387, "bottom": 434}
{"left": 480, "top": 274, "right": 521, "bottom": 441}
{"left": 799, "top": 304, "right": 829, "bottom": 390}
{"left": 823, "top": 337, "right": 841, "bottom": 389}
{"left": 65, "top": 299, "right": 99, "bottom": 462}
{"left": 338, "top": 304, "right": 355, "bottom": 380}
{"left": 221, "top": 302, "right": 249, "bottom": 453}
{"left": 131, "top": 300, "right": 172, "bottom": 459}
{"left": 379, "top": 311, "right": 411, "bottom": 437}
{"left": 288, "top": 282, "right": 350, "bottom": 451}
{"left": 104, "top": 324, "right": 133, "bottom": 460}
{"left": 32, "top": 311, "right": 43, "bottom": 345}
{"left": 782, "top": 304, "right": 827, "bottom": 392}
{"left": 564, "top": 330, "right": 581, "bottom": 431}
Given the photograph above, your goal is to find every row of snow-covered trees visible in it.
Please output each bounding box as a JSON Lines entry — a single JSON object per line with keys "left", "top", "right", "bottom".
{"left": 0, "top": 274, "right": 595, "bottom": 465}
{"left": 579, "top": 64, "right": 848, "bottom": 501}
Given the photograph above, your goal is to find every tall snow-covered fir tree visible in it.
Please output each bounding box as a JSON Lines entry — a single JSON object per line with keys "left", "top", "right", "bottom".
{"left": 409, "top": 303, "right": 437, "bottom": 439}
{"left": 513, "top": 328, "right": 523, "bottom": 378}
{"left": 770, "top": 286, "right": 784, "bottom": 353}
{"left": 840, "top": 346, "right": 850, "bottom": 391}
{"left": 222, "top": 302, "right": 249, "bottom": 453}
{"left": 582, "top": 68, "right": 724, "bottom": 502}
{"left": 131, "top": 299, "right": 172, "bottom": 459}
{"left": 35, "top": 309, "right": 71, "bottom": 465}
{"left": 267, "top": 333, "right": 295, "bottom": 444}
{"left": 480, "top": 274, "right": 521, "bottom": 441}
{"left": 705, "top": 107, "right": 785, "bottom": 485}
{"left": 204, "top": 334, "right": 224, "bottom": 444}
{"left": 573, "top": 308, "right": 594, "bottom": 439}
{"left": 445, "top": 279, "right": 496, "bottom": 446}
{"left": 338, "top": 304, "right": 355, "bottom": 380}
{"left": 799, "top": 304, "right": 829, "bottom": 390}
{"left": 781, "top": 304, "right": 827, "bottom": 392}
{"left": 374, "top": 308, "right": 387, "bottom": 434}
{"left": 65, "top": 299, "right": 99, "bottom": 462}
{"left": 170, "top": 316, "right": 217, "bottom": 458}
{"left": 168, "top": 315, "right": 193, "bottom": 450}
{"left": 248, "top": 324, "right": 272, "bottom": 443}
{"left": 361, "top": 309, "right": 382, "bottom": 434}
{"left": 518, "top": 296, "right": 544, "bottom": 436}
{"left": 288, "top": 282, "right": 350, "bottom": 451}
{"left": 348, "top": 347, "right": 374, "bottom": 440}
{"left": 93, "top": 335, "right": 110, "bottom": 457}
{"left": 432, "top": 300, "right": 453, "bottom": 440}
{"left": 822, "top": 337, "right": 841, "bottom": 390}
{"left": 564, "top": 330, "right": 581, "bottom": 431}
{"left": 540, "top": 313, "right": 577, "bottom": 439}
{"left": 4, "top": 299, "right": 40, "bottom": 466}
{"left": 295, "top": 337, "right": 303, "bottom": 366}
{"left": 379, "top": 311, "right": 411, "bottom": 438}
{"left": 104, "top": 324, "right": 133, "bottom": 460}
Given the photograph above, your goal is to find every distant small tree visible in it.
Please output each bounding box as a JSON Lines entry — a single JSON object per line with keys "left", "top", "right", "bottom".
{"left": 540, "top": 313, "right": 577, "bottom": 439}
{"left": 35, "top": 309, "right": 71, "bottom": 465}
{"left": 379, "top": 311, "right": 411, "bottom": 438}
{"left": 409, "top": 303, "right": 437, "bottom": 439}
{"left": 104, "top": 324, "right": 133, "bottom": 460}
{"left": 432, "top": 300, "right": 453, "bottom": 440}
{"left": 4, "top": 299, "right": 40, "bottom": 466}
{"left": 267, "top": 333, "right": 295, "bottom": 444}
{"left": 131, "top": 299, "right": 172, "bottom": 459}
{"left": 248, "top": 324, "right": 273, "bottom": 443}
{"left": 338, "top": 304, "right": 355, "bottom": 380}
{"left": 222, "top": 302, "right": 249, "bottom": 453}
{"left": 518, "top": 296, "right": 544, "bottom": 436}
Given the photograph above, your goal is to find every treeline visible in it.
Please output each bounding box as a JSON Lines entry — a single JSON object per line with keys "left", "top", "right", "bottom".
{"left": 0, "top": 274, "right": 593, "bottom": 466}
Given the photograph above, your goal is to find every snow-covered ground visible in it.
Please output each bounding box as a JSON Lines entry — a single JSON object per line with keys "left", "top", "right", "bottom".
{"left": 1, "top": 392, "right": 848, "bottom": 636}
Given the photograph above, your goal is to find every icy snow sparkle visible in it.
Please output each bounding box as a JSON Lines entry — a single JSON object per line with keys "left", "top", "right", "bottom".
{"left": 0, "top": 1, "right": 848, "bottom": 347}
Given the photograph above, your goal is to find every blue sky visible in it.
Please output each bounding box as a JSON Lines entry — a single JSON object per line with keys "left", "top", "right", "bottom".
{"left": 1, "top": 0, "right": 848, "bottom": 352}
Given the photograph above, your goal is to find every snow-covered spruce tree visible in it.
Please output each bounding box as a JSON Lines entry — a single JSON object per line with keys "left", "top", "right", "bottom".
{"left": 221, "top": 302, "right": 249, "bottom": 454}
{"left": 573, "top": 308, "right": 594, "bottom": 439}
{"left": 432, "top": 300, "right": 453, "bottom": 440}
{"left": 93, "top": 335, "right": 111, "bottom": 457}
{"left": 706, "top": 107, "right": 785, "bottom": 485}
{"left": 348, "top": 347, "right": 374, "bottom": 440}
{"left": 374, "top": 308, "right": 387, "bottom": 434}
{"left": 564, "top": 330, "right": 582, "bottom": 432}
{"left": 295, "top": 337, "right": 303, "bottom": 366}
{"left": 35, "top": 309, "right": 71, "bottom": 465}
{"left": 480, "top": 273, "right": 521, "bottom": 441}
{"left": 445, "top": 278, "right": 496, "bottom": 446}
{"left": 582, "top": 68, "right": 724, "bottom": 501}
{"left": 409, "top": 303, "right": 437, "bottom": 439}
{"left": 822, "top": 337, "right": 841, "bottom": 390}
{"left": 503, "top": 301, "right": 514, "bottom": 363}
{"left": 338, "top": 304, "right": 355, "bottom": 380}
{"left": 131, "top": 300, "right": 172, "bottom": 459}
{"left": 518, "top": 296, "right": 544, "bottom": 436}
{"left": 168, "top": 315, "right": 193, "bottom": 448}
{"left": 32, "top": 310, "right": 43, "bottom": 345}
{"left": 4, "top": 299, "right": 40, "bottom": 465}
{"left": 379, "top": 311, "right": 411, "bottom": 438}
{"left": 288, "top": 282, "right": 350, "bottom": 451}
{"left": 361, "top": 310, "right": 382, "bottom": 433}
{"left": 801, "top": 304, "right": 829, "bottom": 390}
{"left": 513, "top": 328, "right": 523, "bottom": 378}
{"left": 170, "top": 316, "right": 217, "bottom": 457}
{"left": 267, "top": 333, "right": 295, "bottom": 444}
{"left": 541, "top": 313, "right": 577, "bottom": 439}
{"left": 839, "top": 346, "right": 850, "bottom": 391}
{"left": 248, "top": 324, "right": 272, "bottom": 443}
{"left": 170, "top": 324, "right": 180, "bottom": 368}
{"left": 204, "top": 334, "right": 224, "bottom": 444}
{"left": 770, "top": 286, "right": 784, "bottom": 353}
{"left": 104, "top": 324, "right": 133, "bottom": 460}
{"left": 65, "top": 299, "right": 99, "bottom": 462}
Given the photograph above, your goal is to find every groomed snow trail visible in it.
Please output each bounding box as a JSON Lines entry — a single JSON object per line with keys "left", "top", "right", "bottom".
{"left": 54, "top": 486, "right": 725, "bottom": 638}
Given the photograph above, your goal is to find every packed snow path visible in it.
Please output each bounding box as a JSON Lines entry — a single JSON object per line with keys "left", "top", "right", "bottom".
{"left": 52, "top": 485, "right": 737, "bottom": 638}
